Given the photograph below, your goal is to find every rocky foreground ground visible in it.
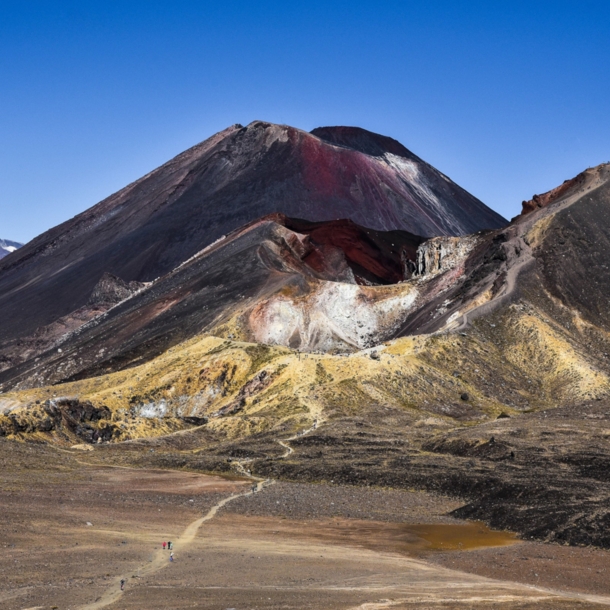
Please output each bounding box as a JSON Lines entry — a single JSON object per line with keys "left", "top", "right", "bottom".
{"left": 3, "top": 429, "right": 609, "bottom": 609}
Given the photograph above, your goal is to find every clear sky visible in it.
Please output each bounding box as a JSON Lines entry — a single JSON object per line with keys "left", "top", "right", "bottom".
{"left": 1, "top": 1, "right": 609, "bottom": 243}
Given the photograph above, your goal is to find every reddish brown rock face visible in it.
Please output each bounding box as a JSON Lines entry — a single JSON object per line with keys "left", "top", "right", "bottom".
{"left": 515, "top": 171, "right": 588, "bottom": 218}
{"left": 277, "top": 216, "right": 424, "bottom": 284}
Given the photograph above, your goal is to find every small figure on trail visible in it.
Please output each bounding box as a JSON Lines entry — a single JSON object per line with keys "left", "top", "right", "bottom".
{"left": 168, "top": 541, "right": 173, "bottom": 550}
{"left": 162, "top": 541, "right": 167, "bottom": 550}
{"left": 169, "top": 552, "right": 174, "bottom": 562}
{"left": 120, "top": 579, "right": 125, "bottom": 591}
{"left": 251, "top": 484, "right": 257, "bottom": 493}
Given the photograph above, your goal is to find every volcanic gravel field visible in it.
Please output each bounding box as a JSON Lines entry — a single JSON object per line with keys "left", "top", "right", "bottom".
{"left": 1, "top": 438, "right": 610, "bottom": 610}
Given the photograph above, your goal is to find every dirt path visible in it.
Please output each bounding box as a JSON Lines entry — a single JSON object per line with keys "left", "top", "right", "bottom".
{"left": 345, "top": 590, "right": 610, "bottom": 609}
{"left": 233, "top": 418, "right": 322, "bottom": 475}
{"left": 82, "top": 420, "right": 321, "bottom": 609}
{"left": 344, "top": 589, "right": 610, "bottom": 609}
{"left": 277, "top": 420, "right": 319, "bottom": 458}
{"left": 79, "top": 414, "right": 323, "bottom": 609}
{"left": 79, "top": 479, "right": 265, "bottom": 610}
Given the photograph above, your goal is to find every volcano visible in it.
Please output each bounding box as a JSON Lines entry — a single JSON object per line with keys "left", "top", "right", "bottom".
{"left": 1, "top": 123, "right": 610, "bottom": 557}
{"left": 0, "top": 121, "right": 505, "bottom": 345}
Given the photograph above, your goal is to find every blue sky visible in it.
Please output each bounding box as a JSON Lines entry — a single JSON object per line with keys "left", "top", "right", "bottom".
{"left": 1, "top": 1, "right": 609, "bottom": 243}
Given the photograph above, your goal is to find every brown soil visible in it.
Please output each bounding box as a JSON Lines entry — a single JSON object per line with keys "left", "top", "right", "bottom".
{"left": 430, "top": 542, "right": 610, "bottom": 598}
{"left": 1, "top": 440, "right": 609, "bottom": 609}
{"left": 0, "top": 439, "right": 246, "bottom": 609}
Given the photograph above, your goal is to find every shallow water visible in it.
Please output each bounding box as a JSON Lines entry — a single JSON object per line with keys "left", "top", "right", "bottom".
{"left": 307, "top": 518, "right": 520, "bottom": 557}
{"left": 402, "top": 522, "right": 519, "bottom": 552}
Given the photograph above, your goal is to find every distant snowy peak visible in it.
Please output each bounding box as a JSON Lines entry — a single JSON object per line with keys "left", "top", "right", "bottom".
{"left": 0, "top": 239, "right": 23, "bottom": 260}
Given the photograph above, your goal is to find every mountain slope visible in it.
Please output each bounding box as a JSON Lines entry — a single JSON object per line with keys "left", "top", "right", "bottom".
{"left": 0, "top": 215, "right": 424, "bottom": 389}
{"left": 0, "top": 121, "right": 505, "bottom": 345}
{"left": 2, "top": 163, "right": 609, "bottom": 405}
{"left": 2, "top": 163, "right": 608, "bottom": 396}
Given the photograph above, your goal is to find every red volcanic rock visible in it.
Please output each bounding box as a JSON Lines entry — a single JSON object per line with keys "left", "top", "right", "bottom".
{"left": 0, "top": 121, "right": 505, "bottom": 344}
{"left": 514, "top": 171, "right": 588, "bottom": 219}
{"left": 276, "top": 215, "right": 424, "bottom": 284}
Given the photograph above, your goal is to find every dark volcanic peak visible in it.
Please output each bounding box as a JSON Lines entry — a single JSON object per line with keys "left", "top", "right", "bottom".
{"left": 310, "top": 125, "right": 413, "bottom": 158}
{"left": 0, "top": 121, "right": 505, "bottom": 344}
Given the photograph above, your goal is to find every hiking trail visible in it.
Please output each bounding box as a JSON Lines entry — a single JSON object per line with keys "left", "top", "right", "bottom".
{"left": 79, "top": 417, "right": 322, "bottom": 609}
{"left": 79, "top": 479, "right": 267, "bottom": 610}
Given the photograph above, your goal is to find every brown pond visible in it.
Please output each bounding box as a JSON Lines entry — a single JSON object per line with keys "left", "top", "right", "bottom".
{"left": 401, "top": 522, "right": 520, "bottom": 553}
{"left": 293, "top": 518, "right": 521, "bottom": 557}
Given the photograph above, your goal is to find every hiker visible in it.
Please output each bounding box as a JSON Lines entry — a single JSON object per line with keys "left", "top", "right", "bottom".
{"left": 169, "top": 552, "right": 174, "bottom": 562}
{"left": 168, "top": 541, "right": 173, "bottom": 550}
{"left": 162, "top": 541, "right": 166, "bottom": 550}
{"left": 120, "top": 579, "right": 125, "bottom": 591}
{"left": 251, "top": 484, "right": 257, "bottom": 493}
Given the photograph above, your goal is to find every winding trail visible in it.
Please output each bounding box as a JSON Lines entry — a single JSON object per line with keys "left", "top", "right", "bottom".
{"left": 231, "top": 417, "right": 322, "bottom": 477}
{"left": 80, "top": 418, "right": 320, "bottom": 609}
{"left": 277, "top": 420, "right": 319, "bottom": 458}
{"left": 80, "top": 479, "right": 267, "bottom": 610}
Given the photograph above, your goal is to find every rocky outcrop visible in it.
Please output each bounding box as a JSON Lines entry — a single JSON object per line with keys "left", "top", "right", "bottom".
{"left": 414, "top": 235, "right": 478, "bottom": 278}
{"left": 513, "top": 168, "right": 594, "bottom": 219}
{"left": 88, "top": 272, "right": 145, "bottom": 306}
{"left": 0, "top": 397, "right": 112, "bottom": 442}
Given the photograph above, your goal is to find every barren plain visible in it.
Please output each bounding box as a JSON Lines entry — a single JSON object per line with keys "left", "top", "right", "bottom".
{"left": 1, "top": 438, "right": 609, "bottom": 610}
